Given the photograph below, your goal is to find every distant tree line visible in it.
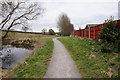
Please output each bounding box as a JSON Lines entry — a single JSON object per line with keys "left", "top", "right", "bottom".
{"left": 41, "top": 28, "right": 55, "bottom": 35}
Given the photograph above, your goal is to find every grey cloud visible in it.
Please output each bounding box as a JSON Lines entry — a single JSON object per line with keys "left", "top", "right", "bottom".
{"left": 13, "top": 0, "right": 119, "bottom": 32}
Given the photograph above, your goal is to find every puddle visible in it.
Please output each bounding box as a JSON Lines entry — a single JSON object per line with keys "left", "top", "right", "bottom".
{"left": 0, "top": 45, "right": 32, "bottom": 69}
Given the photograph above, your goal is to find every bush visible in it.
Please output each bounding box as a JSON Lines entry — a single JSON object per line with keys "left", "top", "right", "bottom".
{"left": 100, "top": 42, "right": 114, "bottom": 53}
{"left": 49, "top": 29, "right": 55, "bottom": 35}
{"left": 99, "top": 17, "right": 120, "bottom": 53}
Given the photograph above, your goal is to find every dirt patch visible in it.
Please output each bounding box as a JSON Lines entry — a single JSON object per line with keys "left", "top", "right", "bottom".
{"left": 88, "top": 55, "right": 97, "bottom": 60}
{"left": 11, "top": 39, "right": 35, "bottom": 49}
{"left": 2, "top": 39, "right": 13, "bottom": 45}
{"left": 2, "top": 39, "right": 36, "bottom": 50}
{"left": 2, "top": 69, "right": 17, "bottom": 78}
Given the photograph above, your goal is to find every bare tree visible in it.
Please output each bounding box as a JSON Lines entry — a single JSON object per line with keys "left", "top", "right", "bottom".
{"left": 57, "top": 13, "right": 74, "bottom": 36}
{"left": 21, "top": 26, "right": 29, "bottom": 32}
{"left": 42, "top": 28, "right": 47, "bottom": 35}
{"left": 0, "top": 0, "right": 43, "bottom": 39}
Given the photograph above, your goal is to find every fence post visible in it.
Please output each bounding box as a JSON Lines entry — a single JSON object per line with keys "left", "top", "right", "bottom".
{"left": 81, "top": 30, "right": 82, "bottom": 37}
{"left": 85, "top": 29, "right": 86, "bottom": 38}
{"left": 89, "top": 26, "right": 90, "bottom": 39}
{"left": 79, "top": 30, "right": 80, "bottom": 37}
{"left": 94, "top": 25, "right": 95, "bottom": 39}
{"left": 82, "top": 30, "right": 83, "bottom": 37}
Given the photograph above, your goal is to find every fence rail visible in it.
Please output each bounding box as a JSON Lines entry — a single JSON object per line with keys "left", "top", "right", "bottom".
{"left": 74, "top": 20, "right": 120, "bottom": 39}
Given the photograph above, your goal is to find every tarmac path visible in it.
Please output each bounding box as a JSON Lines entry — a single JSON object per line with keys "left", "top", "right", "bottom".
{"left": 44, "top": 38, "right": 81, "bottom": 78}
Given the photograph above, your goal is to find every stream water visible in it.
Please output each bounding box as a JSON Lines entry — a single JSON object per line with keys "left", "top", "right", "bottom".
{"left": 0, "top": 45, "right": 32, "bottom": 69}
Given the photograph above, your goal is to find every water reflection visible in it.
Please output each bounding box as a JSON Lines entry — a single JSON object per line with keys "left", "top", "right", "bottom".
{"left": 0, "top": 45, "right": 32, "bottom": 69}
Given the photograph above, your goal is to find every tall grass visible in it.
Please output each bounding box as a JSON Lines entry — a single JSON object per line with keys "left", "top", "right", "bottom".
{"left": 58, "top": 37, "right": 119, "bottom": 78}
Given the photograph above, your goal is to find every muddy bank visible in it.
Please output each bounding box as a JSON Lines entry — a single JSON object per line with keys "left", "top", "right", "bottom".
{"left": 2, "top": 39, "right": 35, "bottom": 50}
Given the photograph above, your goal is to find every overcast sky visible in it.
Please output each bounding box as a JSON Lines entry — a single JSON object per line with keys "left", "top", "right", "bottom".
{"left": 15, "top": 0, "right": 119, "bottom": 32}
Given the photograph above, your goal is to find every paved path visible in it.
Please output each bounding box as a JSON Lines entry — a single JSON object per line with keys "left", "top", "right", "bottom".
{"left": 44, "top": 38, "right": 81, "bottom": 78}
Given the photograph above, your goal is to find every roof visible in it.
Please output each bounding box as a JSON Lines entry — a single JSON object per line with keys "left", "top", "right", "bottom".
{"left": 86, "top": 24, "right": 99, "bottom": 27}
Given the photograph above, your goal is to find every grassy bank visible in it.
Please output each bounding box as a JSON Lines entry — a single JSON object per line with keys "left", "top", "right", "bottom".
{"left": 2, "top": 32, "right": 54, "bottom": 78}
{"left": 58, "top": 37, "right": 119, "bottom": 78}
{"left": 2, "top": 32, "right": 54, "bottom": 40}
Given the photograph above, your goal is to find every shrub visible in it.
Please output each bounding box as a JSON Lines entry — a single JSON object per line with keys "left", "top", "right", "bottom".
{"left": 99, "top": 17, "right": 120, "bottom": 53}
{"left": 49, "top": 29, "right": 55, "bottom": 35}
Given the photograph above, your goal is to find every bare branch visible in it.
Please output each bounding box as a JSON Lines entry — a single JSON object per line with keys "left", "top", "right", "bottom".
{"left": 0, "top": 1, "right": 25, "bottom": 30}
{"left": 1, "top": 0, "right": 43, "bottom": 38}
{"left": 0, "top": 2, "right": 23, "bottom": 25}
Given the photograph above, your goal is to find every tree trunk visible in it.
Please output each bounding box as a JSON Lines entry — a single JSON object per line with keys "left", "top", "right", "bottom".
{"left": 2, "top": 30, "right": 9, "bottom": 39}
{"left": 2, "top": 19, "right": 14, "bottom": 39}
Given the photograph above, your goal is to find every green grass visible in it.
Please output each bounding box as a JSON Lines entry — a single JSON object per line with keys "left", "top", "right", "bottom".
{"left": 2, "top": 32, "right": 53, "bottom": 39}
{"left": 7, "top": 38, "right": 54, "bottom": 78}
{"left": 2, "top": 32, "right": 55, "bottom": 78}
{"left": 58, "top": 37, "right": 119, "bottom": 78}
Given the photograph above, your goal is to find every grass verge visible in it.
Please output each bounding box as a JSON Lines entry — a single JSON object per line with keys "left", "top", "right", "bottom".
{"left": 2, "top": 32, "right": 54, "bottom": 78}
{"left": 58, "top": 37, "right": 119, "bottom": 78}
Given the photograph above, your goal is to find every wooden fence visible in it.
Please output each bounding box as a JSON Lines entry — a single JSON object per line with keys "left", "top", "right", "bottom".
{"left": 74, "top": 20, "right": 120, "bottom": 39}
